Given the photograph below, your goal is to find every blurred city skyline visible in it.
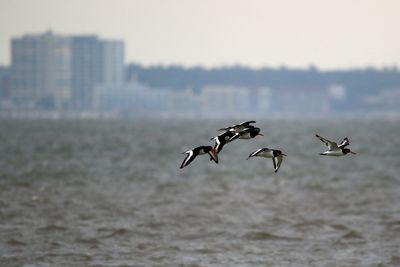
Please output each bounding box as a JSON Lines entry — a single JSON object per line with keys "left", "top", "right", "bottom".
{"left": 1, "top": 0, "right": 400, "bottom": 70}
{"left": 0, "top": 29, "right": 399, "bottom": 118}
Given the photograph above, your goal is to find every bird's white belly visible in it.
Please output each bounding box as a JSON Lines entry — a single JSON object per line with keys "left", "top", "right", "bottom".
{"left": 239, "top": 133, "right": 251, "bottom": 139}
{"left": 322, "top": 150, "right": 343, "bottom": 156}
{"left": 258, "top": 151, "right": 274, "bottom": 158}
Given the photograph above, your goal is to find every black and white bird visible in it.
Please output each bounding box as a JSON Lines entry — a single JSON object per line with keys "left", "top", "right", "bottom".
{"left": 316, "top": 134, "right": 356, "bottom": 156}
{"left": 211, "top": 130, "right": 241, "bottom": 153}
{"left": 246, "top": 148, "right": 287, "bottom": 173}
{"left": 212, "top": 125, "right": 264, "bottom": 153}
{"left": 218, "top": 120, "right": 257, "bottom": 133}
{"left": 235, "top": 127, "right": 264, "bottom": 140}
{"left": 180, "top": 146, "right": 219, "bottom": 169}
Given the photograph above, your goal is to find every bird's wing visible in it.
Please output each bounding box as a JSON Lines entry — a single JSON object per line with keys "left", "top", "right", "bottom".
{"left": 180, "top": 150, "right": 195, "bottom": 169}
{"left": 213, "top": 137, "right": 224, "bottom": 153}
{"left": 338, "top": 137, "right": 350, "bottom": 148}
{"left": 247, "top": 148, "right": 264, "bottom": 159}
{"left": 218, "top": 123, "right": 238, "bottom": 131}
{"left": 274, "top": 155, "right": 283, "bottom": 173}
{"left": 218, "top": 120, "right": 255, "bottom": 131}
{"left": 272, "top": 157, "right": 277, "bottom": 170}
{"left": 316, "top": 134, "right": 338, "bottom": 150}
{"left": 240, "top": 120, "right": 256, "bottom": 127}
{"left": 227, "top": 132, "right": 241, "bottom": 142}
{"left": 218, "top": 126, "right": 230, "bottom": 131}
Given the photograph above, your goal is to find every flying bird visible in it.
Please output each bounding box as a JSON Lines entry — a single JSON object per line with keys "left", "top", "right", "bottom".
{"left": 234, "top": 127, "right": 264, "bottom": 140}
{"left": 211, "top": 130, "right": 241, "bottom": 153}
{"left": 218, "top": 120, "right": 257, "bottom": 133}
{"left": 316, "top": 134, "right": 356, "bottom": 156}
{"left": 180, "top": 146, "right": 219, "bottom": 169}
{"left": 246, "top": 148, "right": 287, "bottom": 173}
{"left": 212, "top": 124, "right": 264, "bottom": 153}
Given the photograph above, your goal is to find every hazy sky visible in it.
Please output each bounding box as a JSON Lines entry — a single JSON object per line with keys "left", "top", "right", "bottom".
{"left": 0, "top": 0, "right": 399, "bottom": 69}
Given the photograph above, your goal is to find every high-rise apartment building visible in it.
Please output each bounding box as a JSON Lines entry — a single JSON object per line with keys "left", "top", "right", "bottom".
{"left": 0, "top": 66, "right": 11, "bottom": 101}
{"left": 71, "top": 36, "right": 124, "bottom": 109}
{"left": 11, "top": 30, "right": 71, "bottom": 108}
{"left": 70, "top": 36, "right": 103, "bottom": 109}
{"left": 9, "top": 31, "right": 124, "bottom": 110}
{"left": 102, "top": 40, "right": 124, "bottom": 85}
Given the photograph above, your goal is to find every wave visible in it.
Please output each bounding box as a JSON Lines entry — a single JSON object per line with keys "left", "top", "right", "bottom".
{"left": 243, "top": 231, "right": 302, "bottom": 241}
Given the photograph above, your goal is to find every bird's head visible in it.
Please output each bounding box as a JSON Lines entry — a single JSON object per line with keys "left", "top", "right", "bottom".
{"left": 343, "top": 148, "right": 356, "bottom": 155}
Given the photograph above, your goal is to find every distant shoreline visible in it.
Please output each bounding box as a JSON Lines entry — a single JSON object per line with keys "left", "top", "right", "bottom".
{"left": 1, "top": 110, "right": 399, "bottom": 120}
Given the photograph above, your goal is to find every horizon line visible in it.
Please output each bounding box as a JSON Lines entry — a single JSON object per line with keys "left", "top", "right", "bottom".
{"left": 1, "top": 61, "right": 399, "bottom": 73}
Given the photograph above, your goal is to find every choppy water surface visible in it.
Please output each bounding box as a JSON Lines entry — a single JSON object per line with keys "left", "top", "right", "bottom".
{"left": 1, "top": 118, "right": 400, "bottom": 267}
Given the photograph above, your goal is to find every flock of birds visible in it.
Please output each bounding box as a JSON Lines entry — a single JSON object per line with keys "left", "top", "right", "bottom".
{"left": 180, "top": 120, "right": 356, "bottom": 173}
